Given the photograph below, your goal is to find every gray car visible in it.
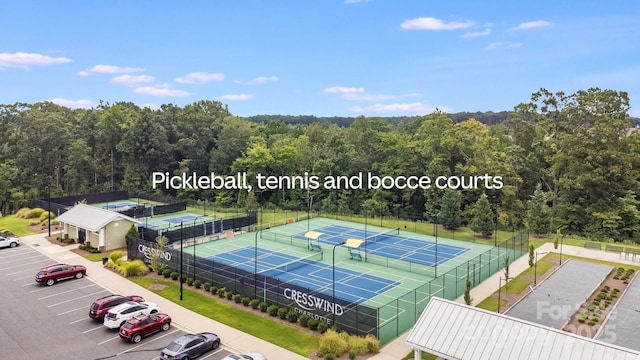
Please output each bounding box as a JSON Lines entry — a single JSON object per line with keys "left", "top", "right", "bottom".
{"left": 0, "top": 233, "right": 20, "bottom": 248}
{"left": 160, "top": 332, "right": 220, "bottom": 360}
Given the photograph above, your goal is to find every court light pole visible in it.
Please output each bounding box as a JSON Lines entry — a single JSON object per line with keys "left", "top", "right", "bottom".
{"left": 431, "top": 213, "right": 439, "bottom": 278}
{"left": 180, "top": 221, "right": 184, "bottom": 301}
{"left": 46, "top": 184, "right": 51, "bottom": 237}
{"left": 361, "top": 204, "right": 368, "bottom": 261}
{"left": 192, "top": 215, "right": 207, "bottom": 281}
{"left": 332, "top": 241, "right": 346, "bottom": 325}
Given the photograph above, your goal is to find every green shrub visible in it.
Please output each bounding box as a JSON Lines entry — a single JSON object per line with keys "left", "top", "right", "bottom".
{"left": 232, "top": 294, "right": 241, "bottom": 303}
{"left": 211, "top": 286, "right": 218, "bottom": 295}
{"left": 259, "top": 302, "right": 268, "bottom": 312}
{"left": 203, "top": 282, "right": 211, "bottom": 291}
{"left": 318, "top": 329, "right": 347, "bottom": 359}
{"left": 226, "top": 292, "right": 234, "bottom": 300}
{"left": 119, "top": 260, "right": 149, "bottom": 277}
{"left": 16, "top": 207, "right": 31, "bottom": 218}
{"left": 578, "top": 318, "right": 586, "bottom": 323}
{"left": 277, "top": 307, "right": 288, "bottom": 319}
{"left": 186, "top": 278, "right": 194, "bottom": 286}
{"left": 347, "top": 335, "right": 369, "bottom": 357}
{"left": 287, "top": 309, "right": 299, "bottom": 323}
{"left": 299, "top": 314, "right": 310, "bottom": 327}
{"left": 267, "top": 305, "right": 279, "bottom": 316}
{"left": 241, "top": 297, "right": 251, "bottom": 306}
{"left": 25, "top": 207, "right": 45, "bottom": 219}
{"left": 108, "top": 251, "right": 125, "bottom": 262}
{"left": 308, "top": 318, "right": 319, "bottom": 330}
{"left": 318, "top": 321, "right": 329, "bottom": 333}
{"left": 193, "top": 280, "right": 202, "bottom": 289}
{"left": 181, "top": 274, "right": 187, "bottom": 283}
{"left": 38, "top": 211, "right": 54, "bottom": 223}
{"left": 364, "top": 334, "right": 380, "bottom": 353}
{"left": 250, "top": 299, "right": 260, "bottom": 309}
{"left": 217, "top": 288, "right": 226, "bottom": 297}
{"left": 588, "top": 321, "right": 596, "bottom": 326}
{"left": 170, "top": 271, "right": 179, "bottom": 280}
{"left": 162, "top": 268, "right": 172, "bottom": 278}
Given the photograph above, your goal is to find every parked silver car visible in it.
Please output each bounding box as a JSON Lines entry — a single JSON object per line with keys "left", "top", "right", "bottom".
{"left": 0, "top": 233, "right": 20, "bottom": 248}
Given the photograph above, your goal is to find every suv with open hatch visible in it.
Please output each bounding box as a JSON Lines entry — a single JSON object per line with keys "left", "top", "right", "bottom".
{"left": 35, "top": 263, "right": 87, "bottom": 286}
{"left": 89, "top": 294, "right": 145, "bottom": 321}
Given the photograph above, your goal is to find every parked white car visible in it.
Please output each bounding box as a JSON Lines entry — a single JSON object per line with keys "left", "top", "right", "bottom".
{"left": 103, "top": 301, "right": 159, "bottom": 329}
{"left": 0, "top": 233, "right": 20, "bottom": 249}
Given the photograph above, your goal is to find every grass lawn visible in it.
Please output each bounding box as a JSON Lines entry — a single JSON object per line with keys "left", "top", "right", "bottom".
{"left": 0, "top": 215, "right": 36, "bottom": 236}
{"left": 129, "top": 277, "right": 319, "bottom": 357}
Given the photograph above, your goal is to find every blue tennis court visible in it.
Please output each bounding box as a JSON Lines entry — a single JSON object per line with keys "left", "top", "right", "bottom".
{"left": 164, "top": 214, "right": 201, "bottom": 224}
{"left": 93, "top": 200, "right": 139, "bottom": 210}
{"left": 293, "top": 224, "right": 470, "bottom": 267}
{"left": 209, "top": 247, "right": 400, "bottom": 305}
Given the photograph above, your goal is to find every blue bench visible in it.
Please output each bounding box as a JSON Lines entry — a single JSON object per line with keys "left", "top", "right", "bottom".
{"left": 310, "top": 243, "right": 322, "bottom": 252}
{"left": 349, "top": 249, "right": 363, "bottom": 261}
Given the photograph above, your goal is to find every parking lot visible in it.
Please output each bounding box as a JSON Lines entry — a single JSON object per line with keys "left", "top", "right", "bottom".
{"left": 0, "top": 244, "right": 233, "bottom": 360}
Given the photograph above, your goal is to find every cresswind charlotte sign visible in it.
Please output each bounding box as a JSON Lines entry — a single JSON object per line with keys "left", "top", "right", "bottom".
{"left": 137, "top": 243, "right": 172, "bottom": 262}
{"left": 284, "top": 287, "right": 343, "bottom": 316}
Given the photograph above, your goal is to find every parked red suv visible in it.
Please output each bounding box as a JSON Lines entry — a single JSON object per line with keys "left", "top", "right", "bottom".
{"left": 35, "top": 263, "right": 87, "bottom": 286}
{"left": 119, "top": 313, "right": 172, "bottom": 343}
{"left": 89, "top": 294, "right": 146, "bottom": 321}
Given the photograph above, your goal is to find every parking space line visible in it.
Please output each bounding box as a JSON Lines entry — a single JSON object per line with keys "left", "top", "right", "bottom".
{"left": 82, "top": 324, "right": 106, "bottom": 334}
{"left": 2, "top": 258, "right": 51, "bottom": 272}
{"left": 60, "top": 305, "right": 91, "bottom": 316}
{"left": 98, "top": 334, "right": 121, "bottom": 345}
{"left": 14, "top": 274, "right": 41, "bottom": 282}
{"left": 116, "top": 328, "right": 181, "bottom": 356}
{"left": 69, "top": 317, "right": 90, "bottom": 325}
{"left": 38, "top": 283, "right": 97, "bottom": 300}
{"left": 48, "top": 290, "right": 105, "bottom": 307}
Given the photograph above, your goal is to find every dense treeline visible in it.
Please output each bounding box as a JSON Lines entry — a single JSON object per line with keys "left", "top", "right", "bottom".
{"left": 1, "top": 87, "right": 639, "bottom": 241}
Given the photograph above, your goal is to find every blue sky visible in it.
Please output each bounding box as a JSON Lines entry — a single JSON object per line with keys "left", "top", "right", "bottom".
{"left": 2, "top": 1, "right": 640, "bottom": 117}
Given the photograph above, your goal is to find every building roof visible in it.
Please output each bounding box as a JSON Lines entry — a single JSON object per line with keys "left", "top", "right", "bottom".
{"left": 56, "top": 203, "right": 139, "bottom": 233}
{"left": 406, "top": 297, "right": 640, "bottom": 360}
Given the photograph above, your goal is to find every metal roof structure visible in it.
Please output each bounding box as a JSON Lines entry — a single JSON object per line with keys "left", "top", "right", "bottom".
{"left": 56, "top": 203, "right": 139, "bottom": 233}
{"left": 406, "top": 297, "right": 640, "bottom": 360}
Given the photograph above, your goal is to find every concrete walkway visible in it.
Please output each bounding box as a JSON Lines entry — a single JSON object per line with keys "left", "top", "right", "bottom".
{"left": 22, "top": 233, "right": 640, "bottom": 360}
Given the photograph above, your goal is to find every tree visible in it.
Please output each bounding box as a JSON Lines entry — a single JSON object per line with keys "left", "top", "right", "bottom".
{"left": 504, "top": 255, "right": 510, "bottom": 280}
{"left": 440, "top": 189, "right": 462, "bottom": 230}
{"left": 526, "top": 186, "right": 552, "bottom": 236}
{"left": 470, "top": 194, "right": 495, "bottom": 237}
{"left": 529, "top": 244, "right": 535, "bottom": 267}
{"left": 149, "top": 236, "right": 169, "bottom": 274}
{"left": 464, "top": 278, "right": 473, "bottom": 306}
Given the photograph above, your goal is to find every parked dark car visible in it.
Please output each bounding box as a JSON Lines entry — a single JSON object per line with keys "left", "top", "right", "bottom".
{"left": 119, "top": 313, "right": 171, "bottom": 343}
{"left": 89, "top": 294, "right": 146, "bottom": 321}
{"left": 35, "top": 263, "right": 87, "bottom": 286}
{"left": 160, "top": 332, "right": 220, "bottom": 360}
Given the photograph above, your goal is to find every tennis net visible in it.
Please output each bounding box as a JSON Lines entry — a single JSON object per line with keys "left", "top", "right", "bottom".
{"left": 366, "top": 227, "right": 400, "bottom": 244}
{"left": 257, "top": 251, "right": 323, "bottom": 276}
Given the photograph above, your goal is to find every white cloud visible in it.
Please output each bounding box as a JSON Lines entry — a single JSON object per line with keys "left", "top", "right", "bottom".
{"left": 485, "top": 42, "right": 523, "bottom": 50}
{"left": 342, "top": 92, "right": 421, "bottom": 101}
{"left": 0, "top": 52, "right": 71, "bottom": 69}
{"left": 175, "top": 72, "right": 225, "bottom": 84}
{"left": 110, "top": 74, "right": 155, "bottom": 87}
{"left": 459, "top": 28, "right": 491, "bottom": 38}
{"left": 134, "top": 84, "right": 192, "bottom": 97}
{"left": 323, "top": 86, "right": 365, "bottom": 94}
{"left": 512, "top": 20, "right": 550, "bottom": 30}
{"left": 234, "top": 76, "right": 279, "bottom": 85}
{"left": 77, "top": 64, "right": 145, "bottom": 76}
{"left": 219, "top": 94, "right": 254, "bottom": 101}
{"left": 401, "top": 17, "right": 474, "bottom": 31}
{"left": 350, "top": 102, "right": 451, "bottom": 115}
{"left": 47, "top": 98, "right": 93, "bottom": 109}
